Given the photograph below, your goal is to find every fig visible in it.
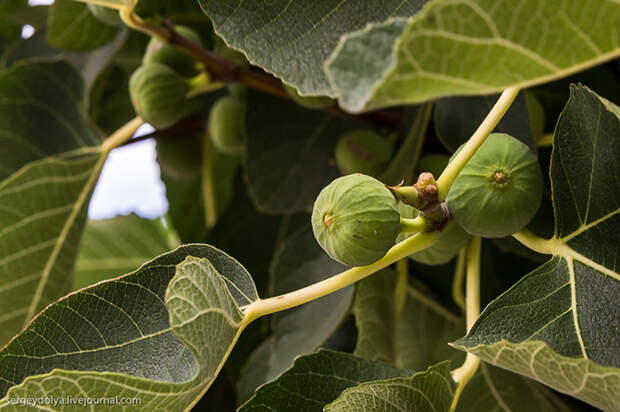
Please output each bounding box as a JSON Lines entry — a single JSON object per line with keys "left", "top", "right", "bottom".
{"left": 397, "top": 203, "right": 470, "bottom": 265}
{"left": 446, "top": 133, "right": 543, "bottom": 238}
{"left": 208, "top": 96, "right": 247, "bottom": 155}
{"left": 312, "top": 174, "right": 400, "bottom": 266}
{"left": 143, "top": 26, "right": 203, "bottom": 77}
{"left": 335, "top": 130, "right": 393, "bottom": 177}
{"left": 87, "top": 3, "right": 122, "bottom": 26}
{"left": 284, "top": 84, "right": 334, "bottom": 109}
{"left": 129, "top": 63, "right": 189, "bottom": 130}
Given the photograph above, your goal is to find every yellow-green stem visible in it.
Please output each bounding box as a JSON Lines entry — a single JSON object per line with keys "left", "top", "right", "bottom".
{"left": 201, "top": 134, "right": 218, "bottom": 229}
{"left": 243, "top": 231, "right": 440, "bottom": 320}
{"left": 101, "top": 116, "right": 144, "bottom": 153}
{"left": 452, "top": 248, "right": 466, "bottom": 311}
{"left": 394, "top": 259, "right": 408, "bottom": 319}
{"left": 512, "top": 229, "right": 558, "bottom": 255}
{"left": 449, "top": 236, "right": 481, "bottom": 412}
{"left": 400, "top": 215, "right": 429, "bottom": 233}
{"left": 437, "top": 87, "right": 520, "bottom": 200}
{"left": 536, "top": 133, "right": 554, "bottom": 147}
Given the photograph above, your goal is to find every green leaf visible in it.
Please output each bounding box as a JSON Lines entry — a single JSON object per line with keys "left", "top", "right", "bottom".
{"left": 245, "top": 92, "right": 364, "bottom": 214}
{"left": 0, "top": 60, "right": 105, "bottom": 347}
{"left": 325, "top": 361, "right": 455, "bottom": 411}
{"left": 455, "top": 85, "right": 620, "bottom": 410}
{"left": 0, "top": 245, "right": 259, "bottom": 410}
{"left": 198, "top": 0, "right": 429, "bottom": 97}
{"left": 354, "top": 269, "right": 464, "bottom": 370}
{"left": 48, "top": 0, "right": 119, "bottom": 51}
{"left": 237, "top": 226, "right": 354, "bottom": 403}
{"left": 74, "top": 214, "right": 177, "bottom": 290}
{"left": 326, "top": 0, "right": 620, "bottom": 112}
{"left": 457, "top": 362, "right": 584, "bottom": 412}
{"left": 434, "top": 92, "right": 535, "bottom": 153}
{"left": 239, "top": 349, "right": 411, "bottom": 411}
{"left": 0, "top": 60, "right": 101, "bottom": 180}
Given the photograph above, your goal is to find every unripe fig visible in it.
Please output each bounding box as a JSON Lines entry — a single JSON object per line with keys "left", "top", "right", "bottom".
{"left": 335, "top": 130, "right": 393, "bottom": 177}
{"left": 284, "top": 84, "right": 334, "bottom": 109}
{"left": 87, "top": 3, "right": 123, "bottom": 26}
{"left": 143, "top": 26, "right": 203, "bottom": 77}
{"left": 208, "top": 96, "right": 247, "bottom": 155}
{"left": 397, "top": 203, "right": 470, "bottom": 265}
{"left": 312, "top": 174, "right": 400, "bottom": 266}
{"left": 129, "top": 63, "right": 189, "bottom": 130}
{"left": 446, "top": 133, "right": 543, "bottom": 238}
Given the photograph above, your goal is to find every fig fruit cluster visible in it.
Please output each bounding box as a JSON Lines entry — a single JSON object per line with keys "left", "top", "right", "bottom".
{"left": 129, "top": 26, "right": 204, "bottom": 130}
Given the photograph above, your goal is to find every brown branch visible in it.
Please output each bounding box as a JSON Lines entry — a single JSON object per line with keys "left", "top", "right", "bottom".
{"left": 120, "top": 116, "right": 205, "bottom": 147}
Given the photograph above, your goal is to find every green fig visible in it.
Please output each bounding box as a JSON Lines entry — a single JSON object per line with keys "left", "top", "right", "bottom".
{"left": 208, "top": 96, "right": 247, "bottom": 155}
{"left": 284, "top": 84, "right": 334, "bottom": 109}
{"left": 87, "top": 3, "right": 122, "bottom": 26}
{"left": 312, "top": 174, "right": 400, "bottom": 266}
{"left": 335, "top": 130, "right": 393, "bottom": 177}
{"left": 143, "top": 26, "right": 203, "bottom": 77}
{"left": 129, "top": 63, "right": 189, "bottom": 130}
{"left": 446, "top": 133, "right": 543, "bottom": 238}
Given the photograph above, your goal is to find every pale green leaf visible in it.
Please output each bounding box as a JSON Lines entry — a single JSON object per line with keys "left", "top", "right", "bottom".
{"left": 455, "top": 85, "right": 620, "bottom": 410}
{"left": 239, "top": 349, "right": 411, "bottom": 412}
{"left": 0, "top": 245, "right": 258, "bottom": 411}
{"left": 74, "top": 214, "right": 177, "bottom": 289}
{"left": 198, "top": 0, "right": 429, "bottom": 96}
{"left": 326, "top": 0, "right": 620, "bottom": 112}
{"left": 324, "top": 362, "right": 455, "bottom": 412}
{"left": 48, "top": 0, "right": 119, "bottom": 51}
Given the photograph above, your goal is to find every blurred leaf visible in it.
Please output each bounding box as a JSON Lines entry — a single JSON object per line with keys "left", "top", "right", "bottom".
{"left": 0, "top": 0, "right": 47, "bottom": 42}
{"left": 354, "top": 269, "right": 464, "bottom": 370}
{"left": 74, "top": 214, "right": 177, "bottom": 289}
{"left": 239, "top": 349, "right": 411, "bottom": 412}
{"left": 237, "top": 225, "right": 353, "bottom": 403}
{"left": 434, "top": 91, "right": 536, "bottom": 153}
{"left": 245, "top": 92, "right": 364, "bottom": 214}
{"left": 0, "top": 245, "right": 259, "bottom": 410}
{"left": 48, "top": 0, "right": 119, "bottom": 51}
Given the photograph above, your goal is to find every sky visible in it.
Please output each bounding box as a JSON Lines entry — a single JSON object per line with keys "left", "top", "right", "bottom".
{"left": 25, "top": 0, "right": 170, "bottom": 220}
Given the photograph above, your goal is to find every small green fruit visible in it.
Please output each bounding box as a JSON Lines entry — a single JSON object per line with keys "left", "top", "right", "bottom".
{"left": 446, "top": 133, "right": 543, "bottom": 238}
{"left": 284, "top": 84, "right": 334, "bottom": 109}
{"left": 129, "top": 63, "right": 189, "bottom": 130}
{"left": 87, "top": 3, "right": 122, "bottom": 26}
{"left": 208, "top": 96, "right": 247, "bottom": 155}
{"left": 335, "top": 130, "right": 393, "bottom": 177}
{"left": 397, "top": 203, "right": 470, "bottom": 265}
{"left": 312, "top": 174, "right": 400, "bottom": 266}
{"left": 143, "top": 26, "right": 203, "bottom": 77}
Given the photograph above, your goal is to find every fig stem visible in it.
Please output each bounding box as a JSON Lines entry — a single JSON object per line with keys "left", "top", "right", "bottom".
{"left": 449, "top": 236, "right": 482, "bottom": 412}
{"left": 101, "top": 116, "right": 145, "bottom": 153}
{"left": 451, "top": 248, "right": 466, "bottom": 312}
{"left": 512, "top": 229, "right": 558, "bottom": 255}
{"left": 399, "top": 216, "right": 429, "bottom": 233}
{"left": 394, "top": 259, "right": 408, "bottom": 326}
{"left": 536, "top": 133, "right": 554, "bottom": 147}
{"left": 185, "top": 72, "right": 225, "bottom": 98}
{"left": 201, "top": 134, "right": 218, "bottom": 229}
{"left": 436, "top": 87, "right": 520, "bottom": 200}
{"left": 242, "top": 231, "right": 440, "bottom": 320}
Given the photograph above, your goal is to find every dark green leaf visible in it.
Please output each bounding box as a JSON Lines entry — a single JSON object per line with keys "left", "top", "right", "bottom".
{"left": 239, "top": 349, "right": 411, "bottom": 412}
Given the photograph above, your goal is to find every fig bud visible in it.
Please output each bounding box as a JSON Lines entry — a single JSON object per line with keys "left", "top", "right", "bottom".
{"left": 143, "top": 25, "right": 203, "bottom": 77}
{"left": 208, "top": 96, "right": 247, "bottom": 155}
{"left": 312, "top": 174, "right": 400, "bottom": 266}
{"left": 129, "top": 63, "right": 189, "bottom": 130}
